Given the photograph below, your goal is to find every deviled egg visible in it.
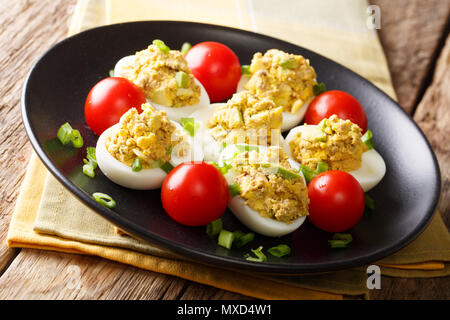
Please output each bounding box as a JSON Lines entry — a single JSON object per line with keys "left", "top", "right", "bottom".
{"left": 189, "top": 90, "right": 284, "bottom": 162}
{"left": 113, "top": 40, "right": 210, "bottom": 122}
{"left": 237, "top": 49, "right": 317, "bottom": 131}
{"left": 96, "top": 103, "right": 203, "bottom": 190}
{"left": 284, "top": 115, "right": 386, "bottom": 192}
{"left": 218, "top": 144, "right": 309, "bottom": 237}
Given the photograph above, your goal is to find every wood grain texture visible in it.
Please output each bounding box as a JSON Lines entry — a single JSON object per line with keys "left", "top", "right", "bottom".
{"left": 0, "top": 249, "right": 250, "bottom": 300}
{"left": 0, "top": 0, "right": 448, "bottom": 300}
{"left": 0, "top": 0, "right": 77, "bottom": 273}
{"left": 370, "top": 33, "right": 450, "bottom": 301}
{"left": 370, "top": 0, "right": 450, "bottom": 113}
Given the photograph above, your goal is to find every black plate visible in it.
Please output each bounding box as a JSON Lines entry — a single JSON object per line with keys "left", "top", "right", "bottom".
{"left": 22, "top": 21, "right": 441, "bottom": 273}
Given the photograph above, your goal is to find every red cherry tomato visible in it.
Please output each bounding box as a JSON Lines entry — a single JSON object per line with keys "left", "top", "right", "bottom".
{"left": 85, "top": 77, "right": 146, "bottom": 135}
{"left": 161, "top": 162, "right": 230, "bottom": 226}
{"left": 304, "top": 90, "right": 368, "bottom": 133}
{"left": 307, "top": 170, "right": 365, "bottom": 232}
{"left": 185, "top": 41, "right": 241, "bottom": 103}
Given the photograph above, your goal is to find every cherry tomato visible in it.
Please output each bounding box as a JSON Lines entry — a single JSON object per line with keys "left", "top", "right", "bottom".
{"left": 161, "top": 162, "right": 230, "bottom": 226}
{"left": 304, "top": 90, "right": 368, "bottom": 133}
{"left": 307, "top": 170, "right": 365, "bottom": 232}
{"left": 185, "top": 41, "right": 241, "bottom": 103}
{"left": 85, "top": 77, "right": 146, "bottom": 135}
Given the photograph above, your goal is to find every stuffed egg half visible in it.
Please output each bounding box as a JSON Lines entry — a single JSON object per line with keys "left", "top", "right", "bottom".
{"left": 113, "top": 41, "right": 210, "bottom": 123}
{"left": 189, "top": 90, "right": 285, "bottom": 163}
{"left": 284, "top": 115, "right": 386, "bottom": 192}
{"left": 218, "top": 144, "right": 308, "bottom": 237}
{"left": 237, "top": 49, "right": 317, "bottom": 132}
{"left": 96, "top": 103, "right": 203, "bottom": 190}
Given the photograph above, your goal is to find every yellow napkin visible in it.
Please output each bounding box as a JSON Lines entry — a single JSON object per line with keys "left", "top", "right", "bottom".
{"left": 7, "top": 0, "right": 450, "bottom": 299}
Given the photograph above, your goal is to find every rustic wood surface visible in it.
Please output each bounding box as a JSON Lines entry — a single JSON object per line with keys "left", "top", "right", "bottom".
{"left": 0, "top": 0, "right": 449, "bottom": 300}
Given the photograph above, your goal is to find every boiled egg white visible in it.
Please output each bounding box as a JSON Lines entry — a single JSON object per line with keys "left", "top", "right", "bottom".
{"left": 219, "top": 144, "right": 308, "bottom": 237}
{"left": 284, "top": 124, "right": 386, "bottom": 192}
{"left": 114, "top": 55, "right": 211, "bottom": 123}
{"left": 96, "top": 121, "right": 203, "bottom": 190}
{"left": 236, "top": 75, "right": 314, "bottom": 132}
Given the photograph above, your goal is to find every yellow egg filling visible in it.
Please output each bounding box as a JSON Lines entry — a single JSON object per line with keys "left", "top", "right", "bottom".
{"left": 105, "top": 103, "right": 182, "bottom": 168}
{"left": 244, "top": 49, "right": 317, "bottom": 113}
{"left": 289, "top": 115, "right": 367, "bottom": 171}
{"left": 118, "top": 44, "right": 201, "bottom": 107}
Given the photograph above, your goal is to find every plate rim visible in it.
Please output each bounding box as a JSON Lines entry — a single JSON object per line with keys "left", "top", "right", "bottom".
{"left": 21, "top": 20, "right": 442, "bottom": 273}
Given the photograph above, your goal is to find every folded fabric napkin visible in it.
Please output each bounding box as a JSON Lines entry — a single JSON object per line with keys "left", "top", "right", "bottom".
{"left": 7, "top": 0, "right": 450, "bottom": 299}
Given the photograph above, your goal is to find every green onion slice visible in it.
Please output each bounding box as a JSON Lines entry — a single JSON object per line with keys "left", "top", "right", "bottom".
{"left": 82, "top": 164, "right": 95, "bottom": 178}
{"left": 175, "top": 71, "right": 188, "bottom": 88}
{"left": 241, "top": 65, "right": 251, "bottom": 75}
{"left": 276, "top": 166, "right": 301, "bottom": 181}
{"left": 365, "top": 194, "right": 375, "bottom": 211}
{"left": 299, "top": 165, "right": 315, "bottom": 184}
{"left": 86, "top": 147, "right": 96, "bottom": 162}
{"left": 315, "top": 161, "right": 328, "bottom": 174}
{"left": 245, "top": 246, "right": 267, "bottom": 262}
{"left": 235, "top": 145, "right": 259, "bottom": 153}
{"left": 267, "top": 244, "right": 291, "bottom": 257}
{"left": 279, "top": 58, "right": 298, "bottom": 69}
{"left": 313, "top": 82, "right": 327, "bottom": 96}
{"left": 180, "top": 42, "right": 192, "bottom": 55}
{"left": 92, "top": 192, "right": 116, "bottom": 209}
{"left": 71, "top": 130, "right": 84, "bottom": 148}
{"left": 218, "top": 229, "right": 234, "bottom": 249}
{"left": 328, "top": 233, "right": 353, "bottom": 248}
{"left": 234, "top": 232, "right": 255, "bottom": 248}
{"left": 160, "top": 162, "right": 174, "bottom": 174}
{"left": 206, "top": 218, "right": 223, "bottom": 237}
{"left": 57, "top": 122, "right": 74, "bottom": 145}
{"left": 361, "top": 130, "right": 374, "bottom": 150}
{"left": 180, "top": 117, "right": 199, "bottom": 137}
{"left": 152, "top": 39, "right": 170, "bottom": 53}
{"left": 132, "top": 158, "right": 142, "bottom": 172}
{"left": 228, "top": 182, "right": 241, "bottom": 197}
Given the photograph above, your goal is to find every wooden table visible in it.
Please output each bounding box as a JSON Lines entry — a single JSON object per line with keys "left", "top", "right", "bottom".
{"left": 0, "top": 0, "right": 449, "bottom": 300}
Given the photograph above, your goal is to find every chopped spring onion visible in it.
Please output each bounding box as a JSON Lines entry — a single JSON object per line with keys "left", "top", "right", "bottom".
{"left": 206, "top": 218, "right": 223, "bottom": 237}
{"left": 276, "top": 166, "right": 301, "bottom": 181}
{"left": 150, "top": 159, "right": 162, "bottom": 168}
{"left": 160, "top": 162, "right": 174, "bottom": 174}
{"left": 267, "top": 244, "right": 291, "bottom": 257}
{"left": 241, "top": 65, "right": 251, "bottom": 75}
{"left": 57, "top": 122, "right": 84, "bottom": 148}
{"left": 235, "top": 145, "right": 259, "bottom": 153}
{"left": 152, "top": 39, "right": 170, "bottom": 53}
{"left": 234, "top": 232, "right": 254, "bottom": 248}
{"left": 279, "top": 58, "right": 298, "bottom": 69}
{"left": 362, "top": 129, "right": 374, "bottom": 150}
{"left": 180, "top": 117, "right": 199, "bottom": 137}
{"left": 82, "top": 164, "right": 95, "bottom": 178}
{"left": 328, "top": 233, "right": 353, "bottom": 249}
{"left": 92, "top": 192, "right": 116, "bottom": 209}
{"left": 245, "top": 246, "right": 267, "bottom": 262}
{"left": 180, "top": 42, "right": 192, "bottom": 55}
{"left": 211, "top": 162, "right": 231, "bottom": 175}
{"left": 365, "top": 194, "right": 375, "bottom": 211}
{"left": 313, "top": 82, "right": 327, "bottom": 96}
{"left": 218, "top": 229, "right": 234, "bottom": 249}
{"left": 132, "top": 158, "right": 142, "bottom": 172}
{"left": 109, "top": 69, "right": 114, "bottom": 77}
{"left": 71, "top": 130, "right": 84, "bottom": 148}
{"left": 315, "top": 161, "right": 328, "bottom": 174}
{"left": 86, "top": 147, "right": 97, "bottom": 163}
{"left": 228, "top": 182, "right": 241, "bottom": 197}
{"left": 82, "top": 146, "right": 97, "bottom": 178}
{"left": 175, "top": 71, "right": 188, "bottom": 88}
{"left": 299, "top": 165, "right": 315, "bottom": 184}
{"left": 57, "top": 122, "right": 74, "bottom": 145}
